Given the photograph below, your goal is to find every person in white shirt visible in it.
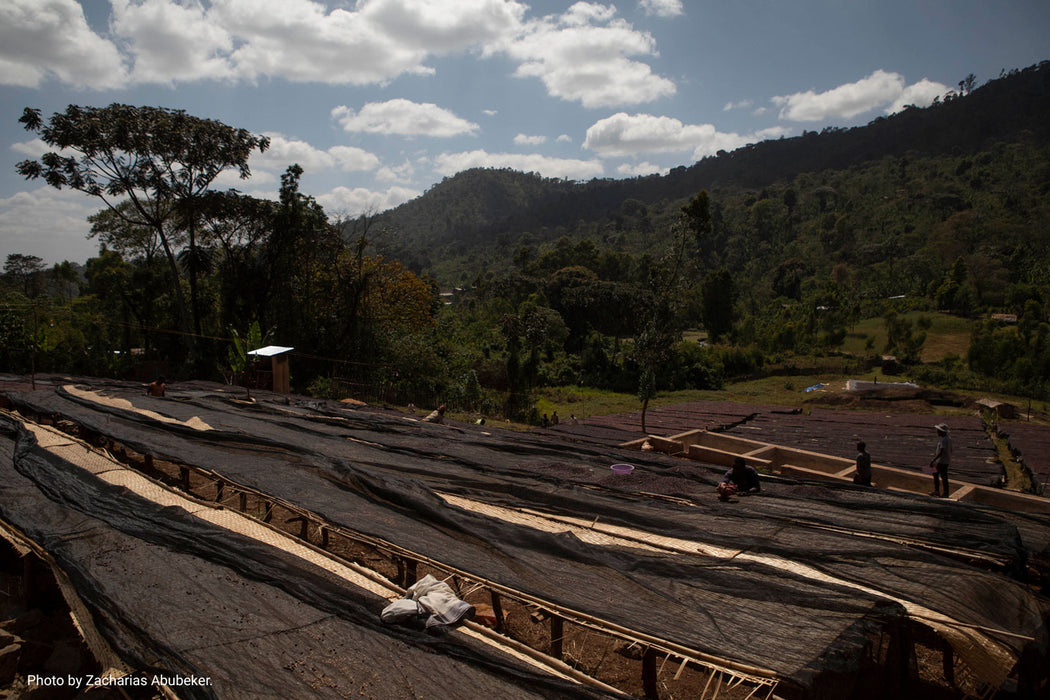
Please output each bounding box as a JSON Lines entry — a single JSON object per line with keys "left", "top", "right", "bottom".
{"left": 929, "top": 423, "right": 952, "bottom": 497}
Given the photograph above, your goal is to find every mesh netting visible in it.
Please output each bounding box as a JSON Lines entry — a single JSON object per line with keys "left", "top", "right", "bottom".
{"left": 3, "top": 381, "right": 1049, "bottom": 698}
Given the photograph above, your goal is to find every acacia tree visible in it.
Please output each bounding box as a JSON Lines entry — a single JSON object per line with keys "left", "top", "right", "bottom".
{"left": 16, "top": 104, "right": 269, "bottom": 355}
{"left": 637, "top": 191, "right": 711, "bottom": 432}
{"left": 3, "top": 254, "right": 46, "bottom": 298}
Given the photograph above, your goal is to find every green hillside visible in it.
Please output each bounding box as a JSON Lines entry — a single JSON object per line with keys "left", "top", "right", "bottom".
{"left": 5, "top": 63, "right": 1049, "bottom": 415}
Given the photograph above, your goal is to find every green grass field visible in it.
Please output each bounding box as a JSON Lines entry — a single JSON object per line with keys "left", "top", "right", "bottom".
{"left": 842, "top": 311, "right": 972, "bottom": 362}
{"left": 486, "top": 311, "right": 1047, "bottom": 428}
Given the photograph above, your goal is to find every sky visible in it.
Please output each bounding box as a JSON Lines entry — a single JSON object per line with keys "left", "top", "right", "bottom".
{"left": 1, "top": 0, "right": 1048, "bottom": 267}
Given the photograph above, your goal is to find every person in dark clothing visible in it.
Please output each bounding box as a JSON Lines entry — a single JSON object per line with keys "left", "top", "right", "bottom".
{"left": 718, "top": 457, "right": 761, "bottom": 500}
{"left": 854, "top": 441, "right": 872, "bottom": 486}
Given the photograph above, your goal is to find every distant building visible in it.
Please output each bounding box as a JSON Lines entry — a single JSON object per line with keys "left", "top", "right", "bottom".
{"left": 991, "top": 313, "right": 1018, "bottom": 324}
{"left": 976, "top": 398, "right": 1017, "bottom": 419}
{"left": 247, "top": 345, "right": 294, "bottom": 393}
{"left": 881, "top": 355, "right": 900, "bottom": 375}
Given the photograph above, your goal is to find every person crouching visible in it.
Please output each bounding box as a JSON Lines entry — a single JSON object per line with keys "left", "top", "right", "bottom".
{"left": 718, "top": 457, "right": 761, "bottom": 501}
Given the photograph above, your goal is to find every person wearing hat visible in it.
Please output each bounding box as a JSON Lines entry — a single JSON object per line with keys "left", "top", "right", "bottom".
{"left": 718, "top": 456, "right": 761, "bottom": 501}
{"left": 929, "top": 423, "right": 952, "bottom": 497}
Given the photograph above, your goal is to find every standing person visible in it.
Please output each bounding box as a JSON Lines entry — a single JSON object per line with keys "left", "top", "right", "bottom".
{"left": 929, "top": 423, "right": 952, "bottom": 497}
{"left": 551, "top": 411, "right": 559, "bottom": 426}
{"left": 854, "top": 441, "right": 872, "bottom": 486}
{"left": 717, "top": 457, "right": 761, "bottom": 501}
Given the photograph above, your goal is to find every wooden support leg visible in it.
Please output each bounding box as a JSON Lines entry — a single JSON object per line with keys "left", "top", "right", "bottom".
{"left": 942, "top": 641, "right": 955, "bottom": 687}
{"left": 144, "top": 453, "right": 153, "bottom": 471}
{"left": 320, "top": 527, "right": 329, "bottom": 549}
{"left": 404, "top": 559, "right": 417, "bottom": 588}
{"left": 23, "top": 555, "right": 40, "bottom": 608}
{"left": 300, "top": 518, "right": 309, "bottom": 540}
{"left": 490, "top": 591, "right": 505, "bottom": 633}
{"left": 179, "top": 466, "right": 190, "bottom": 490}
{"left": 215, "top": 479, "right": 225, "bottom": 503}
{"left": 550, "top": 616, "right": 564, "bottom": 660}
{"left": 642, "top": 646, "right": 659, "bottom": 699}
{"left": 263, "top": 501, "right": 273, "bottom": 523}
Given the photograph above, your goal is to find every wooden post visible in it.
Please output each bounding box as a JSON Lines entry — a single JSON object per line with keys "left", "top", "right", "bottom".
{"left": 214, "top": 479, "right": 225, "bottom": 503}
{"left": 23, "top": 555, "right": 39, "bottom": 608}
{"left": 263, "top": 501, "right": 273, "bottom": 523}
{"left": 942, "top": 640, "right": 955, "bottom": 687}
{"left": 550, "top": 616, "right": 564, "bottom": 660}
{"left": 320, "top": 527, "right": 329, "bottom": 549}
{"left": 490, "top": 591, "right": 506, "bottom": 632}
{"left": 238, "top": 492, "right": 248, "bottom": 512}
{"left": 144, "top": 454, "right": 154, "bottom": 471}
{"left": 641, "top": 647, "right": 659, "bottom": 699}
{"left": 404, "top": 559, "right": 417, "bottom": 588}
{"left": 179, "top": 466, "right": 190, "bottom": 490}
{"left": 299, "top": 518, "right": 309, "bottom": 540}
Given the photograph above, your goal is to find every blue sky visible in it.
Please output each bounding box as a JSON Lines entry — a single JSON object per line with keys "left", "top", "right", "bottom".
{"left": 1, "top": 0, "right": 1048, "bottom": 266}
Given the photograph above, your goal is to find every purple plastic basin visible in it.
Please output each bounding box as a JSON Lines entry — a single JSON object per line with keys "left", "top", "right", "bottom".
{"left": 610, "top": 463, "right": 634, "bottom": 475}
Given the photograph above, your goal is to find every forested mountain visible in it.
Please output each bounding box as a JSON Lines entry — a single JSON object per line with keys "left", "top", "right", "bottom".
{"left": 4, "top": 63, "right": 1048, "bottom": 411}
{"left": 371, "top": 61, "right": 1050, "bottom": 285}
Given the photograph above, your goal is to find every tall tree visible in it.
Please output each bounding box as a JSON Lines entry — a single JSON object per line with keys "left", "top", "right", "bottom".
{"left": 3, "top": 254, "right": 45, "bottom": 298}
{"left": 637, "top": 191, "right": 712, "bottom": 432}
{"left": 16, "top": 104, "right": 269, "bottom": 354}
{"left": 701, "top": 268, "right": 736, "bottom": 342}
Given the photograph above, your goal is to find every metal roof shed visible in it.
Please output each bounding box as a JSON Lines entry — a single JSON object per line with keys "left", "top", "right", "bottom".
{"left": 247, "top": 346, "right": 294, "bottom": 393}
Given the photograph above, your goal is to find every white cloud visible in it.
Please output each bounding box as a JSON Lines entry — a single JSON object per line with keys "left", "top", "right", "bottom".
{"left": 886, "top": 78, "right": 951, "bottom": 114}
{"left": 209, "top": 0, "right": 432, "bottom": 85}
{"left": 317, "top": 184, "right": 421, "bottom": 217}
{"left": 111, "top": 0, "right": 233, "bottom": 83}
{"left": 357, "top": 0, "right": 527, "bottom": 52}
{"left": 253, "top": 133, "right": 339, "bottom": 172}
{"left": 490, "top": 3, "right": 676, "bottom": 108}
{"left": 562, "top": 2, "right": 618, "bottom": 25}
{"left": 433, "top": 150, "right": 603, "bottom": 180}
{"left": 514, "top": 134, "right": 547, "bottom": 145}
{"left": 616, "top": 161, "right": 668, "bottom": 176}
{"left": 753, "top": 126, "right": 792, "bottom": 141}
{"left": 583, "top": 112, "right": 755, "bottom": 159}
{"left": 556, "top": 134, "right": 573, "bottom": 143}
{"left": 212, "top": 168, "right": 278, "bottom": 190}
{"left": 0, "top": 187, "right": 101, "bottom": 265}
{"left": 723, "top": 99, "right": 753, "bottom": 111}
{"left": 11, "top": 139, "right": 53, "bottom": 158}
{"left": 638, "top": 0, "right": 684, "bottom": 18}
{"left": 483, "top": 109, "right": 499, "bottom": 116}
{"left": 0, "top": 0, "right": 127, "bottom": 89}
{"left": 7, "top": 0, "right": 527, "bottom": 88}
{"left": 329, "top": 146, "right": 383, "bottom": 172}
{"left": 376, "top": 160, "right": 416, "bottom": 183}
{"left": 773, "top": 70, "right": 948, "bottom": 122}
{"left": 247, "top": 134, "right": 380, "bottom": 180}
{"left": 2, "top": 0, "right": 672, "bottom": 111}
{"left": 332, "top": 100, "right": 479, "bottom": 137}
